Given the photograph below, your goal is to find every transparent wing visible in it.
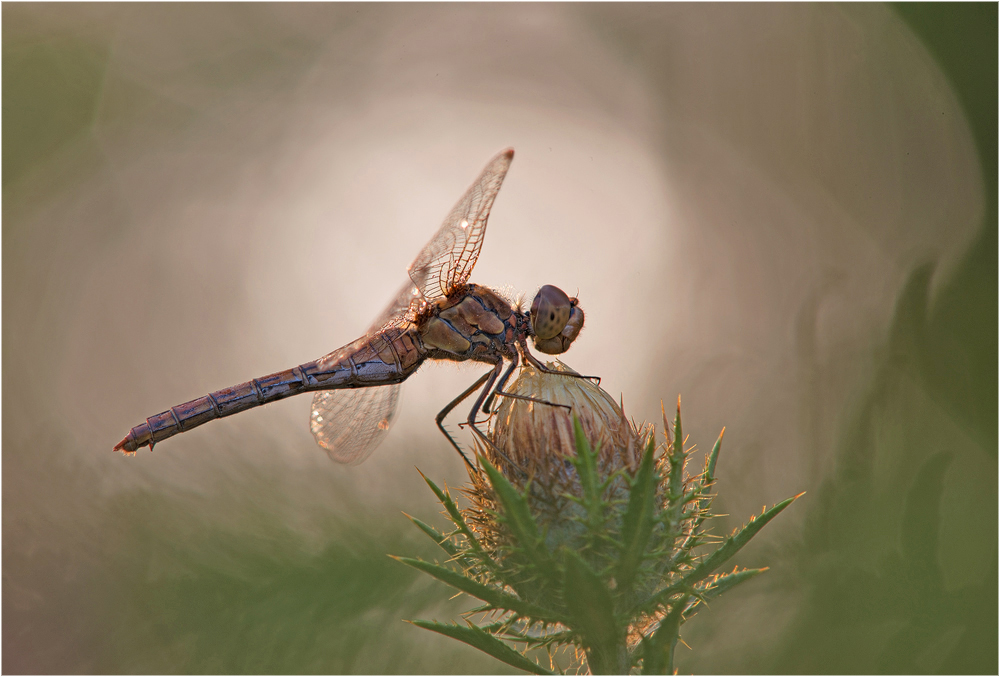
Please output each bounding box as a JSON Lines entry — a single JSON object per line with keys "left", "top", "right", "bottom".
{"left": 366, "top": 279, "right": 423, "bottom": 334}
{"left": 407, "top": 148, "right": 514, "bottom": 301}
{"left": 308, "top": 150, "right": 513, "bottom": 463}
{"left": 316, "top": 279, "right": 420, "bottom": 373}
{"left": 310, "top": 280, "right": 417, "bottom": 464}
{"left": 310, "top": 384, "right": 401, "bottom": 465}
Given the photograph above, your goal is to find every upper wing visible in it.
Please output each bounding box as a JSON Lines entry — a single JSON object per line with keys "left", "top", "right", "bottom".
{"left": 308, "top": 150, "right": 514, "bottom": 463}
{"left": 407, "top": 148, "right": 514, "bottom": 302}
{"left": 365, "top": 279, "right": 424, "bottom": 334}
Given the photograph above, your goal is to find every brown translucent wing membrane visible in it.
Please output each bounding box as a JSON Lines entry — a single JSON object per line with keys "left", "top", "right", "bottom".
{"left": 308, "top": 149, "right": 514, "bottom": 463}
{"left": 309, "top": 280, "right": 422, "bottom": 463}
{"left": 407, "top": 148, "right": 514, "bottom": 301}
{"left": 364, "top": 278, "right": 425, "bottom": 335}
{"left": 310, "top": 384, "right": 401, "bottom": 464}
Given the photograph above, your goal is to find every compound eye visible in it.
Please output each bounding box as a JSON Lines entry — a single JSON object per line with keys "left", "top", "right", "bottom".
{"left": 532, "top": 304, "right": 584, "bottom": 355}
{"left": 530, "top": 285, "right": 572, "bottom": 340}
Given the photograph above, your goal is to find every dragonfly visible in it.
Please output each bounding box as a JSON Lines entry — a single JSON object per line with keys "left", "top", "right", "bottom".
{"left": 114, "top": 148, "right": 587, "bottom": 470}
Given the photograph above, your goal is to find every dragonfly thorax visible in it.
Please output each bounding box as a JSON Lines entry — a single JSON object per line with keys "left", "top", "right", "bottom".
{"left": 418, "top": 284, "right": 519, "bottom": 361}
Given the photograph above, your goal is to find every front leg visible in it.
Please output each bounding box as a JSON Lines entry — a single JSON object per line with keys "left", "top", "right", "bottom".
{"left": 489, "top": 348, "right": 573, "bottom": 413}
{"left": 482, "top": 352, "right": 519, "bottom": 414}
{"left": 521, "top": 342, "right": 601, "bottom": 384}
{"left": 463, "top": 359, "right": 525, "bottom": 475}
{"left": 435, "top": 370, "right": 491, "bottom": 471}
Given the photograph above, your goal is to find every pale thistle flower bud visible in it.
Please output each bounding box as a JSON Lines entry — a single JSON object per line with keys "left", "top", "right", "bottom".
{"left": 489, "top": 360, "right": 649, "bottom": 477}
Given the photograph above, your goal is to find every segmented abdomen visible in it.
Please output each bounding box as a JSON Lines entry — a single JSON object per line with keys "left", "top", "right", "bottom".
{"left": 114, "top": 326, "right": 424, "bottom": 452}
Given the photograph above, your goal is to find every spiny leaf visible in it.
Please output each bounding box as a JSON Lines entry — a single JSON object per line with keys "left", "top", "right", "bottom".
{"left": 403, "top": 513, "right": 459, "bottom": 557}
{"left": 706, "top": 428, "right": 724, "bottom": 486}
{"left": 632, "top": 494, "right": 802, "bottom": 618}
{"left": 674, "top": 493, "right": 801, "bottom": 600}
{"left": 562, "top": 551, "right": 618, "bottom": 651}
{"left": 640, "top": 593, "right": 689, "bottom": 675}
{"left": 418, "top": 470, "right": 496, "bottom": 570}
{"left": 391, "top": 556, "right": 562, "bottom": 623}
{"left": 699, "top": 567, "right": 768, "bottom": 599}
{"left": 616, "top": 437, "right": 659, "bottom": 593}
{"left": 664, "top": 399, "right": 685, "bottom": 527}
{"left": 408, "top": 620, "right": 551, "bottom": 675}
{"left": 499, "top": 624, "right": 575, "bottom": 646}
{"left": 479, "top": 458, "right": 560, "bottom": 583}
{"left": 571, "top": 415, "right": 600, "bottom": 510}
{"left": 403, "top": 514, "right": 484, "bottom": 574}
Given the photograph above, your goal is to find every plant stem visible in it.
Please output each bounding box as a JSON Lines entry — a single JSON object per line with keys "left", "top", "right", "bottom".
{"left": 586, "top": 641, "right": 630, "bottom": 675}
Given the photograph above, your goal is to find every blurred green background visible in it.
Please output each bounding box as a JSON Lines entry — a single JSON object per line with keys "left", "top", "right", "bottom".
{"left": 3, "top": 3, "right": 995, "bottom": 674}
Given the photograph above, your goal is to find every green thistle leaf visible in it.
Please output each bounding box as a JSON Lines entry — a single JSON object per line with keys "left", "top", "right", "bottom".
{"left": 706, "top": 428, "right": 723, "bottom": 487}
{"left": 480, "top": 457, "right": 559, "bottom": 585}
{"left": 391, "top": 556, "right": 561, "bottom": 623}
{"left": 699, "top": 566, "right": 768, "bottom": 600}
{"left": 631, "top": 494, "right": 801, "bottom": 620}
{"left": 563, "top": 550, "right": 620, "bottom": 672}
{"left": 640, "top": 592, "right": 690, "bottom": 675}
{"left": 418, "top": 471, "right": 495, "bottom": 568}
{"left": 665, "top": 399, "right": 686, "bottom": 529}
{"left": 571, "top": 414, "right": 601, "bottom": 509}
{"left": 407, "top": 620, "right": 552, "bottom": 675}
{"left": 403, "top": 514, "right": 460, "bottom": 558}
{"left": 685, "top": 494, "right": 802, "bottom": 583}
{"left": 616, "top": 437, "right": 658, "bottom": 593}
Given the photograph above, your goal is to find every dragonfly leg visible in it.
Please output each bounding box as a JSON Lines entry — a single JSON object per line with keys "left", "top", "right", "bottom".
{"left": 491, "top": 390, "right": 573, "bottom": 412}
{"left": 436, "top": 370, "right": 492, "bottom": 471}
{"left": 486, "top": 350, "right": 574, "bottom": 413}
{"left": 464, "top": 360, "right": 526, "bottom": 475}
{"left": 523, "top": 347, "right": 601, "bottom": 385}
{"left": 482, "top": 352, "right": 520, "bottom": 414}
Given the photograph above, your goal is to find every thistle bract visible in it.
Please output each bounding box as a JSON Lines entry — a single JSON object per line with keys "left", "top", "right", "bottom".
{"left": 397, "top": 362, "right": 800, "bottom": 675}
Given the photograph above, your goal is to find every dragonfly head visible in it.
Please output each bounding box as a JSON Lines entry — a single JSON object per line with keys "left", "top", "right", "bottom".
{"left": 530, "top": 285, "right": 584, "bottom": 355}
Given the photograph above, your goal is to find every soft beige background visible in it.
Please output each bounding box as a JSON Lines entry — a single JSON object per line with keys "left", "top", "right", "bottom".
{"left": 4, "top": 4, "right": 987, "bottom": 673}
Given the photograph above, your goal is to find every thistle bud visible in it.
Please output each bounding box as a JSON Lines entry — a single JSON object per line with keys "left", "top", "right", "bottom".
{"left": 488, "top": 359, "right": 648, "bottom": 480}
{"left": 401, "top": 361, "right": 800, "bottom": 675}
{"left": 466, "top": 360, "right": 653, "bottom": 568}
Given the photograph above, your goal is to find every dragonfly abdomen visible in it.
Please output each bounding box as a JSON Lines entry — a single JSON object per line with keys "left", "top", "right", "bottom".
{"left": 114, "top": 328, "right": 424, "bottom": 453}
{"left": 114, "top": 364, "right": 324, "bottom": 452}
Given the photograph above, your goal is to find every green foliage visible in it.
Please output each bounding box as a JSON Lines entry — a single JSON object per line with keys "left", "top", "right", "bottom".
{"left": 397, "top": 405, "right": 799, "bottom": 674}
{"left": 408, "top": 620, "right": 553, "bottom": 675}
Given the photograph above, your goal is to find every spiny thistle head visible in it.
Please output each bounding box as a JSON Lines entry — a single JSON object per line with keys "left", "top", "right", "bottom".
{"left": 397, "top": 362, "right": 801, "bottom": 675}
{"left": 467, "top": 361, "right": 654, "bottom": 557}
